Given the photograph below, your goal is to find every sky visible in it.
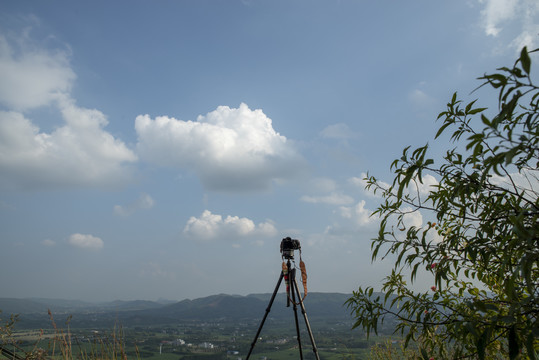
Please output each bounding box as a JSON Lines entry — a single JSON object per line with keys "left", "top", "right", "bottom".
{"left": 0, "top": 0, "right": 537, "bottom": 302}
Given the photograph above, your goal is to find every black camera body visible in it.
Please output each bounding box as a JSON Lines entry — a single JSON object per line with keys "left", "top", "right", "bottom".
{"left": 280, "top": 237, "right": 301, "bottom": 259}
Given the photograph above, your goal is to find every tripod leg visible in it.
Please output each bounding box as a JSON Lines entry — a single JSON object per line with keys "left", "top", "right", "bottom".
{"left": 245, "top": 272, "right": 284, "bottom": 360}
{"left": 292, "top": 278, "right": 321, "bottom": 360}
{"left": 285, "top": 259, "right": 291, "bottom": 307}
{"left": 289, "top": 268, "right": 304, "bottom": 360}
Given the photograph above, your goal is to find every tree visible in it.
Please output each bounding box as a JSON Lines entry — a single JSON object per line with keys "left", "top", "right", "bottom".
{"left": 346, "top": 47, "right": 538, "bottom": 359}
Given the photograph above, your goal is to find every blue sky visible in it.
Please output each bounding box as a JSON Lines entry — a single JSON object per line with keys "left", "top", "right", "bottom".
{"left": 1, "top": 0, "right": 537, "bottom": 302}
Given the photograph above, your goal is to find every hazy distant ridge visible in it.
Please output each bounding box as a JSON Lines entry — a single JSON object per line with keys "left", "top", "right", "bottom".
{"left": 0, "top": 297, "right": 166, "bottom": 315}
{"left": 0, "top": 293, "right": 354, "bottom": 326}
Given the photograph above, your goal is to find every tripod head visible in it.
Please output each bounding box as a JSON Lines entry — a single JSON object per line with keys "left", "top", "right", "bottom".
{"left": 280, "top": 237, "right": 300, "bottom": 259}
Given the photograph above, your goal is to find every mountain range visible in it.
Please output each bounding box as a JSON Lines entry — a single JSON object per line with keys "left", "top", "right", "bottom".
{"left": 0, "top": 293, "right": 355, "bottom": 328}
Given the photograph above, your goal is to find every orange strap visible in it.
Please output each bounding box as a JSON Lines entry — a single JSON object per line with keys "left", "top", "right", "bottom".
{"left": 300, "top": 259, "right": 308, "bottom": 297}
{"left": 282, "top": 257, "right": 308, "bottom": 305}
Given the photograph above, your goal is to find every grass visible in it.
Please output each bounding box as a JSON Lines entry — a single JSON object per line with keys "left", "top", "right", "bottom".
{"left": 2, "top": 311, "right": 423, "bottom": 360}
{"left": 242, "top": 343, "right": 371, "bottom": 360}
{"left": 1, "top": 310, "right": 138, "bottom": 360}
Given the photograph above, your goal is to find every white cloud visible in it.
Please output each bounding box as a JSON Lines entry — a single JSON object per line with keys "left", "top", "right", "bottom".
{"left": 0, "top": 32, "right": 137, "bottom": 190}
{"left": 349, "top": 172, "right": 390, "bottom": 198}
{"left": 135, "top": 103, "right": 305, "bottom": 192}
{"left": 414, "top": 174, "right": 439, "bottom": 197}
{"left": 68, "top": 233, "right": 104, "bottom": 250}
{"left": 339, "top": 200, "right": 375, "bottom": 227}
{"left": 349, "top": 174, "right": 370, "bottom": 189}
{"left": 300, "top": 177, "right": 355, "bottom": 205}
{"left": 114, "top": 193, "right": 155, "bottom": 217}
{"left": 510, "top": 24, "right": 539, "bottom": 52}
{"left": 322, "top": 199, "right": 379, "bottom": 239}
{"left": 0, "top": 34, "right": 75, "bottom": 111}
{"left": 139, "top": 262, "right": 175, "bottom": 280}
{"left": 401, "top": 207, "right": 424, "bottom": 229}
{"left": 320, "top": 123, "right": 358, "bottom": 140}
{"left": 183, "top": 210, "right": 277, "bottom": 242}
{"left": 349, "top": 176, "right": 367, "bottom": 189}
{"left": 300, "top": 193, "right": 354, "bottom": 205}
{"left": 42, "top": 239, "right": 56, "bottom": 246}
{"left": 336, "top": 173, "right": 438, "bottom": 240}
{"left": 308, "top": 177, "right": 337, "bottom": 193}
{"left": 350, "top": 172, "right": 438, "bottom": 199}
{"left": 490, "top": 169, "right": 539, "bottom": 203}
{"left": 408, "top": 89, "right": 436, "bottom": 110}
{"left": 409, "top": 89, "right": 429, "bottom": 105}
{"left": 478, "top": 0, "right": 539, "bottom": 49}
{"left": 479, "top": 0, "right": 519, "bottom": 36}
{"left": 0, "top": 107, "right": 137, "bottom": 190}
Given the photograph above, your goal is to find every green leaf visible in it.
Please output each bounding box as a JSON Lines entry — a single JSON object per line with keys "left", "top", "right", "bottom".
{"left": 477, "top": 335, "right": 486, "bottom": 360}
{"left": 485, "top": 73, "right": 507, "bottom": 88}
{"left": 508, "top": 325, "right": 519, "bottom": 360}
{"left": 465, "top": 322, "right": 479, "bottom": 338}
{"left": 526, "top": 331, "right": 537, "bottom": 360}
{"left": 520, "top": 46, "right": 531, "bottom": 75}
{"left": 483, "top": 303, "right": 498, "bottom": 312}
{"left": 465, "top": 99, "right": 477, "bottom": 113}
{"left": 468, "top": 107, "right": 487, "bottom": 115}
{"left": 480, "top": 114, "right": 491, "bottom": 126}
{"left": 435, "top": 120, "right": 453, "bottom": 139}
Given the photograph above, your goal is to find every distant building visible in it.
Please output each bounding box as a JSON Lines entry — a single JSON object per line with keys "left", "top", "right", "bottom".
{"left": 266, "top": 339, "right": 287, "bottom": 345}
{"left": 172, "top": 338, "right": 185, "bottom": 346}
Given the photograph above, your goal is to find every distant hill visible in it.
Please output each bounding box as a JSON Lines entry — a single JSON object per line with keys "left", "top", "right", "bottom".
{"left": 127, "top": 292, "right": 352, "bottom": 322}
{"left": 0, "top": 293, "right": 357, "bottom": 328}
{"left": 0, "top": 297, "right": 165, "bottom": 316}
{"left": 0, "top": 298, "right": 50, "bottom": 315}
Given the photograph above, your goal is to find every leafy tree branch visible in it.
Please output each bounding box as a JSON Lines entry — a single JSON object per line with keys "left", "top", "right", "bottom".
{"left": 347, "top": 47, "right": 539, "bottom": 360}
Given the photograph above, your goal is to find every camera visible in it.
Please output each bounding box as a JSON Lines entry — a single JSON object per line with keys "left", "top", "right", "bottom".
{"left": 280, "top": 237, "right": 301, "bottom": 259}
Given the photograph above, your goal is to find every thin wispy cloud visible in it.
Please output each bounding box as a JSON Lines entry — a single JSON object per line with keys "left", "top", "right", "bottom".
{"left": 300, "top": 193, "right": 354, "bottom": 206}
{"left": 67, "top": 233, "right": 104, "bottom": 250}
{"left": 41, "top": 239, "right": 56, "bottom": 247}
{"left": 114, "top": 193, "right": 155, "bottom": 217}
{"left": 320, "top": 123, "right": 359, "bottom": 140}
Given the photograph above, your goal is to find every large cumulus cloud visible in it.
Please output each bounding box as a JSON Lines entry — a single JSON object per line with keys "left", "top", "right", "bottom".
{"left": 135, "top": 103, "right": 305, "bottom": 192}
{"left": 0, "top": 33, "right": 137, "bottom": 190}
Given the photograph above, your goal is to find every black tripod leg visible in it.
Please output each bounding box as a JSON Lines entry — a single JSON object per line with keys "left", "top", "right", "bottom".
{"left": 293, "top": 278, "right": 321, "bottom": 360}
{"left": 289, "top": 268, "right": 304, "bottom": 360}
{"left": 245, "top": 271, "right": 284, "bottom": 360}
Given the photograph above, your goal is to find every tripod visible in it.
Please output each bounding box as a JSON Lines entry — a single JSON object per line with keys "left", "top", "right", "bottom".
{"left": 245, "top": 258, "right": 320, "bottom": 360}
